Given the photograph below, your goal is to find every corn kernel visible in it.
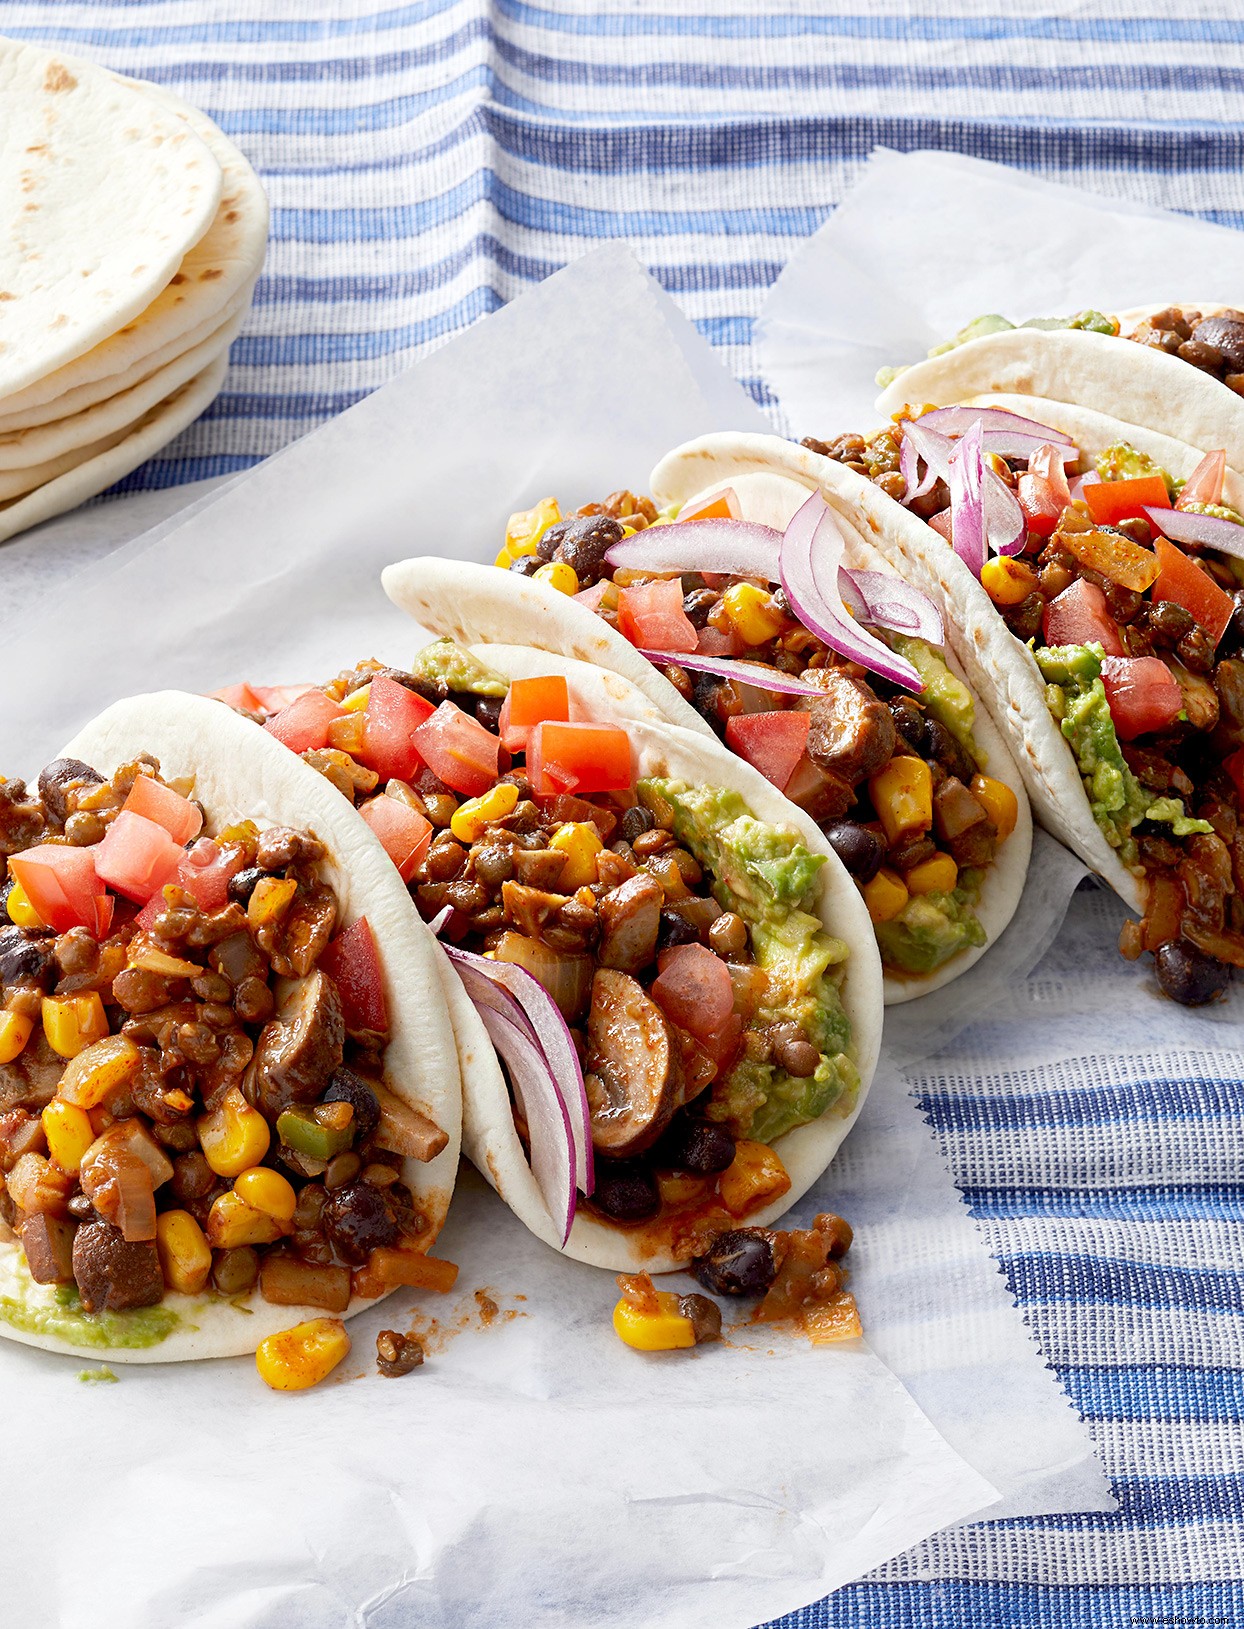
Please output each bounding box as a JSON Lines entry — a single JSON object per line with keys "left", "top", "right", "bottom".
{"left": 549, "top": 821, "right": 603, "bottom": 889}
{"left": 206, "top": 1189, "right": 285, "bottom": 1249}
{"left": 905, "top": 852, "right": 959, "bottom": 896}
{"left": 42, "top": 1099, "right": 95, "bottom": 1174}
{"left": 494, "top": 544, "right": 515, "bottom": 569}
{"left": 341, "top": 683, "right": 371, "bottom": 713}
{"left": 867, "top": 756, "right": 933, "bottom": 846}
{"left": 862, "top": 867, "right": 909, "bottom": 924}
{"left": 980, "top": 555, "right": 1040, "bottom": 607}
{"left": 199, "top": 1085, "right": 271, "bottom": 1178}
{"left": 719, "top": 1139, "right": 791, "bottom": 1218}
{"left": 656, "top": 1171, "right": 708, "bottom": 1208}
{"left": 533, "top": 560, "right": 579, "bottom": 596}
{"left": 42, "top": 993, "right": 108, "bottom": 1059}
{"left": 155, "top": 1209, "right": 213, "bottom": 1296}
{"left": 613, "top": 1291, "right": 695, "bottom": 1351}
{"left": 722, "top": 581, "right": 786, "bottom": 646}
{"left": 505, "top": 496, "right": 561, "bottom": 558}
{"left": 234, "top": 1165, "right": 297, "bottom": 1224}
{"left": 971, "top": 774, "right": 1019, "bottom": 842}
{"left": 6, "top": 882, "right": 44, "bottom": 930}
{"left": 57, "top": 1034, "right": 141, "bottom": 1108}
{"left": 450, "top": 781, "right": 519, "bottom": 844}
{"left": 257, "top": 1317, "right": 351, "bottom": 1391}
{"left": 0, "top": 1011, "right": 33, "bottom": 1065}
{"left": 247, "top": 875, "right": 298, "bottom": 928}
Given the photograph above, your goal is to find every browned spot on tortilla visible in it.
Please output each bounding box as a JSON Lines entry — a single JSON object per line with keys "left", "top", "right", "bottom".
{"left": 25, "top": 143, "right": 47, "bottom": 155}
{"left": 225, "top": 211, "right": 239, "bottom": 223}
{"left": 200, "top": 268, "right": 224, "bottom": 281}
{"left": 50, "top": 314, "right": 66, "bottom": 329}
{"left": 170, "top": 273, "right": 187, "bottom": 285}
{"left": 43, "top": 63, "right": 77, "bottom": 94}
{"left": 22, "top": 204, "right": 38, "bottom": 214}
{"left": 485, "top": 1151, "right": 503, "bottom": 1188}
{"left": 0, "top": 293, "right": 14, "bottom": 302}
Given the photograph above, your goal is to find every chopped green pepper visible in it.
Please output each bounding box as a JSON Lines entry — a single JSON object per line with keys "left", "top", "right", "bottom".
{"left": 277, "top": 1106, "right": 353, "bottom": 1162}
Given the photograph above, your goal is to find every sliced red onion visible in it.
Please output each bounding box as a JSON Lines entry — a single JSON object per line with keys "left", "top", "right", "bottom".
{"left": 638, "top": 649, "right": 831, "bottom": 697}
{"left": 984, "top": 469, "right": 1027, "bottom": 557}
{"left": 899, "top": 417, "right": 952, "bottom": 500}
{"left": 779, "top": 494, "right": 924, "bottom": 692}
{"left": 442, "top": 941, "right": 593, "bottom": 1196}
{"left": 919, "top": 403, "right": 1072, "bottom": 441}
{"left": 948, "top": 422, "right": 987, "bottom": 576}
{"left": 426, "top": 904, "right": 453, "bottom": 937}
{"left": 476, "top": 1003, "right": 576, "bottom": 1245}
{"left": 845, "top": 570, "right": 944, "bottom": 643}
{"left": 1143, "top": 505, "right": 1244, "bottom": 558}
{"left": 606, "top": 518, "right": 781, "bottom": 580}
{"left": 1068, "top": 469, "right": 1101, "bottom": 504}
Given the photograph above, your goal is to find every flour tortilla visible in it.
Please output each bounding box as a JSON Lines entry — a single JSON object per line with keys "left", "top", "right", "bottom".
{"left": 0, "top": 41, "right": 222, "bottom": 400}
{"left": 383, "top": 491, "right": 1032, "bottom": 1001}
{"left": 874, "top": 316, "right": 1244, "bottom": 475}
{"left": 434, "top": 643, "right": 883, "bottom": 1273}
{"left": 649, "top": 429, "right": 1147, "bottom": 912}
{"left": 0, "top": 73, "right": 266, "bottom": 427}
{"left": 0, "top": 692, "right": 464, "bottom": 1363}
{"left": 0, "top": 352, "right": 227, "bottom": 545}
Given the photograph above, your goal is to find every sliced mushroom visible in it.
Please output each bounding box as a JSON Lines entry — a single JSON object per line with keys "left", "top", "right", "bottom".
{"left": 585, "top": 968, "right": 684, "bottom": 1157}
{"left": 249, "top": 969, "right": 344, "bottom": 1117}
{"left": 20, "top": 1213, "right": 76, "bottom": 1285}
{"left": 370, "top": 1079, "right": 449, "bottom": 1163}
{"left": 597, "top": 872, "right": 663, "bottom": 974}
{"left": 796, "top": 668, "right": 896, "bottom": 784}
{"left": 72, "top": 1219, "right": 163, "bottom": 1314}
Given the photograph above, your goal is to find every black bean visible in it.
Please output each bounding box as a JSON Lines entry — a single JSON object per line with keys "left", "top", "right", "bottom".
{"left": 546, "top": 514, "right": 624, "bottom": 581}
{"left": 1142, "top": 599, "right": 1196, "bottom": 648}
{"left": 823, "top": 821, "right": 884, "bottom": 883}
{"left": 227, "top": 867, "right": 265, "bottom": 907}
{"left": 923, "top": 718, "right": 976, "bottom": 785}
{"left": 321, "top": 1180, "right": 399, "bottom": 1265}
{"left": 682, "top": 588, "right": 718, "bottom": 629}
{"left": 678, "top": 1293, "right": 722, "bottom": 1343}
{"left": 656, "top": 1115, "right": 736, "bottom": 1175}
{"left": 475, "top": 696, "right": 504, "bottom": 734}
{"left": 1154, "top": 940, "right": 1231, "bottom": 1006}
{"left": 657, "top": 908, "right": 700, "bottom": 951}
{"left": 0, "top": 926, "right": 56, "bottom": 989}
{"left": 620, "top": 806, "right": 655, "bottom": 844}
{"left": 888, "top": 696, "right": 926, "bottom": 747}
{"left": 508, "top": 554, "right": 543, "bottom": 578}
{"left": 324, "top": 1067, "right": 381, "bottom": 1143}
{"left": 1192, "top": 316, "right": 1244, "bottom": 372}
{"left": 592, "top": 1158, "right": 660, "bottom": 1223}
{"left": 37, "top": 758, "right": 103, "bottom": 825}
{"left": 691, "top": 1228, "right": 777, "bottom": 1297}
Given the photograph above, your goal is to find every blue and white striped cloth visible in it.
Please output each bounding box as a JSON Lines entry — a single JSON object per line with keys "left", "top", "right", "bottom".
{"left": 5, "top": 3, "right": 1244, "bottom": 1623}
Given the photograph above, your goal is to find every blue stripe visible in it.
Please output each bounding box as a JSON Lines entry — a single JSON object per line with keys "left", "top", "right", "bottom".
{"left": 234, "top": 286, "right": 502, "bottom": 364}
{"left": 773, "top": 1580, "right": 1244, "bottom": 1629}
{"left": 1001, "top": 1252, "right": 1244, "bottom": 1316}
{"left": 962, "top": 1183, "right": 1244, "bottom": 1222}
{"left": 920, "top": 1074, "right": 1244, "bottom": 1134}
{"left": 103, "top": 455, "right": 262, "bottom": 495}
{"left": 1061, "top": 1364, "right": 1244, "bottom": 1424}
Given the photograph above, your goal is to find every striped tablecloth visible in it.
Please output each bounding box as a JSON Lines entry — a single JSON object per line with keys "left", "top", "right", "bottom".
{"left": 4, "top": 4, "right": 1243, "bottom": 1625}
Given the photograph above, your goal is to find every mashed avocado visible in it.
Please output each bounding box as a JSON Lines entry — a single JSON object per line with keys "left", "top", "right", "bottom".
{"left": 0, "top": 1254, "right": 179, "bottom": 1350}
{"left": 888, "top": 634, "right": 981, "bottom": 764}
{"left": 878, "top": 310, "right": 1117, "bottom": 386}
{"left": 1035, "top": 642, "right": 1210, "bottom": 865}
{"left": 1179, "top": 500, "right": 1244, "bottom": 526}
{"left": 408, "top": 639, "right": 508, "bottom": 697}
{"left": 1095, "top": 442, "right": 1178, "bottom": 499}
{"left": 875, "top": 873, "right": 987, "bottom": 976}
{"left": 637, "top": 779, "right": 857, "bottom": 1145}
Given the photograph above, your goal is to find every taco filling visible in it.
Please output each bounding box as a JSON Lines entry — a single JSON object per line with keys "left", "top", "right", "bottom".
{"left": 228, "top": 652, "right": 858, "bottom": 1253}
{"left": 809, "top": 409, "right": 1244, "bottom": 1004}
{"left": 880, "top": 306, "right": 1244, "bottom": 398}
{"left": 0, "top": 753, "right": 448, "bottom": 1348}
{"left": 486, "top": 491, "right": 1020, "bottom": 981}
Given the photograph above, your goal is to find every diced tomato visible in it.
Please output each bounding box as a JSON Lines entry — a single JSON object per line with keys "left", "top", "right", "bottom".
{"left": 252, "top": 684, "right": 317, "bottom": 713}
{"left": 927, "top": 509, "right": 954, "bottom": 543}
{"left": 725, "top": 711, "right": 810, "bottom": 792}
{"left": 652, "top": 943, "right": 736, "bottom": 1042}
{"left": 136, "top": 838, "right": 248, "bottom": 928}
{"left": 207, "top": 682, "right": 263, "bottom": 712}
{"left": 527, "top": 721, "right": 632, "bottom": 796}
{"left": 498, "top": 675, "right": 569, "bottom": 752}
{"left": 1042, "top": 578, "right": 1125, "bottom": 655}
{"left": 93, "top": 811, "right": 185, "bottom": 905}
{"left": 1176, "top": 450, "right": 1226, "bottom": 510}
{"left": 1016, "top": 446, "right": 1072, "bottom": 538}
{"left": 357, "top": 676, "right": 436, "bottom": 783}
{"left": 264, "top": 689, "right": 345, "bottom": 754}
{"left": 1084, "top": 475, "right": 1170, "bottom": 527}
{"left": 360, "top": 795, "right": 432, "bottom": 881}
{"left": 123, "top": 775, "right": 202, "bottom": 846}
{"left": 617, "top": 578, "right": 698, "bottom": 654}
{"left": 1152, "top": 535, "right": 1235, "bottom": 646}
{"left": 696, "top": 624, "right": 742, "bottom": 657}
{"left": 412, "top": 702, "right": 503, "bottom": 797}
{"left": 1100, "top": 655, "right": 1183, "bottom": 741}
{"left": 321, "top": 917, "right": 389, "bottom": 1033}
{"left": 574, "top": 581, "right": 612, "bottom": 615}
{"left": 679, "top": 487, "right": 739, "bottom": 523}
{"left": 8, "top": 844, "right": 106, "bottom": 935}
{"left": 698, "top": 1011, "right": 744, "bottom": 1071}
{"left": 1225, "top": 746, "right": 1244, "bottom": 804}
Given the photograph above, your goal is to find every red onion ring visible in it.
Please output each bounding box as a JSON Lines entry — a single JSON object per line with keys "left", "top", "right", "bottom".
{"left": 606, "top": 519, "right": 781, "bottom": 579}
{"left": 476, "top": 1003, "right": 576, "bottom": 1245}
{"left": 918, "top": 403, "right": 1073, "bottom": 441}
{"left": 779, "top": 494, "right": 924, "bottom": 692}
{"left": 984, "top": 469, "right": 1027, "bottom": 557}
{"left": 899, "top": 417, "right": 951, "bottom": 500}
{"left": 638, "top": 649, "right": 831, "bottom": 696}
{"left": 845, "top": 569, "right": 944, "bottom": 643}
{"left": 948, "top": 422, "right": 987, "bottom": 576}
{"left": 1143, "top": 505, "right": 1244, "bottom": 559}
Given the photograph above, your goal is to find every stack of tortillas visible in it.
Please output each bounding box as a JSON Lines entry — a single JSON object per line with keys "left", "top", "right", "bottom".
{"left": 0, "top": 38, "right": 267, "bottom": 542}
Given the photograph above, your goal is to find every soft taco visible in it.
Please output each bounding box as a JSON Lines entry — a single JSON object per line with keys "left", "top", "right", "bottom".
{"left": 875, "top": 304, "right": 1244, "bottom": 474}
{"left": 381, "top": 485, "right": 1032, "bottom": 1003}
{"left": 218, "top": 641, "right": 882, "bottom": 1271}
{"left": 0, "top": 695, "right": 461, "bottom": 1362}
{"left": 674, "top": 403, "right": 1244, "bottom": 1004}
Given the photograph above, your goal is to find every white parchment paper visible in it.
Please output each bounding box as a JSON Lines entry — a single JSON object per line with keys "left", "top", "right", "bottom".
{"left": 755, "top": 148, "right": 1244, "bottom": 437}
{"left": 0, "top": 244, "right": 1111, "bottom": 1628}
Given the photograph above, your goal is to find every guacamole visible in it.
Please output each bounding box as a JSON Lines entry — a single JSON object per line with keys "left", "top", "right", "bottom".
{"left": 889, "top": 633, "right": 980, "bottom": 762}
{"left": 1035, "top": 642, "right": 1210, "bottom": 864}
{"left": 1095, "top": 442, "right": 1178, "bottom": 500}
{"left": 875, "top": 310, "right": 1120, "bottom": 383}
{"left": 0, "top": 1252, "right": 180, "bottom": 1350}
{"left": 409, "top": 638, "right": 508, "bottom": 697}
{"left": 875, "top": 873, "right": 987, "bottom": 976}
{"left": 638, "top": 779, "right": 857, "bottom": 1144}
